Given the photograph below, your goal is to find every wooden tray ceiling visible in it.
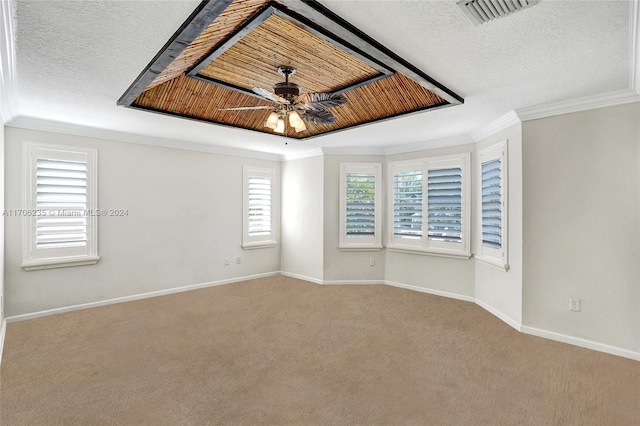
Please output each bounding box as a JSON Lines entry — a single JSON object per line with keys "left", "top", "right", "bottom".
{"left": 119, "top": 0, "right": 464, "bottom": 140}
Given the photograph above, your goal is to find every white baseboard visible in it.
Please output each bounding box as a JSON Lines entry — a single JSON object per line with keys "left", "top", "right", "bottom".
{"left": 0, "top": 319, "right": 6, "bottom": 366}
{"left": 6, "top": 271, "right": 281, "bottom": 323}
{"left": 521, "top": 325, "right": 640, "bottom": 362}
{"left": 474, "top": 298, "right": 522, "bottom": 331}
{"left": 384, "top": 280, "right": 475, "bottom": 303}
{"left": 322, "top": 279, "right": 385, "bottom": 285}
{"left": 280, "top": 271, "right": 324, "bottom": 285}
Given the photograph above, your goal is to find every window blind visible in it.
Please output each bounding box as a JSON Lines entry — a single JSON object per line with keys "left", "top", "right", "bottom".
{"left": 481, "top": 159, "right": 502, "bottom": 249}
{"left": 247, "top": 175, "right": 272, "bottom": 237}
{"left": 427, "top": 167, "right": 462, "bottom": 243}
{"left": 345, "top": 173, "right": 375, "bottom": 236}
{"left": 393, "top": 170, "right": 423, "bottom": 238}
{"left": 35, "top": 158, "right": 88, "bottom": 249}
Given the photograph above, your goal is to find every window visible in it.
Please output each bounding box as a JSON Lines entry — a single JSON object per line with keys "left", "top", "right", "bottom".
{"left": 243, "top": 166, "right": 277, "bottom": 249}
{"left": 22, "top": 142, "right": 99, "bottom": 270}
{"left": 388, "top": 154, "right": 470, "bottom": 258}
{"left": 339, "top": 163, "right": 382, "bottom": 250}
{"left": 477, "top": 141, "right": 508, "bottom": 270}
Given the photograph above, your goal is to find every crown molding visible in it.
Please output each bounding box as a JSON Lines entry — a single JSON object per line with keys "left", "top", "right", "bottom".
{"left": 0, "top": 0, "right": 18, "bottom": 123}
{"left": 8, "top": 116, "right": 282, "bottom": 161}
{"left": 321, "top": 146, "right": 385, "bottom": 156}
{"left": 383, "top": 134, "right": 474, "bottom": 155}
{"left": 631, "top": 0, "right": 640, "bottom": 93}
{"left": 471, "top": 111, "right": 521, "bottom": 142}
{"left": 515, "top": 88, "right": 640, "bottom": 122}
{"left": 280, "top": 147, "right": 324, "bottom": 161}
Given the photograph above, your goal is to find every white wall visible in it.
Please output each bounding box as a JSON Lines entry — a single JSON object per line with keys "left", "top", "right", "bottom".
{"left": 384, "top": 144, "right": 477, "bottom": 298}
{"left": 4, "top": 127, "right": 281, "bottom": 316}
{"left": 280, "top": 155, "right": 324, "bottom": 282}
{"left": 522, "top": 102, "right": 640, "bottom": 352}
{"left": 322, "top": 155, "right": 385, "bottom": 282}
{"left": 474, "top": 124, "right": 523, "bottom": 327}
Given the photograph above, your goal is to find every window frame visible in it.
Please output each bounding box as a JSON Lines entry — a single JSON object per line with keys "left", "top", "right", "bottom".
{"left": 387, "top": 153, "right": 471, "bottom": 259}
{"left": 476, "top": 141, "right": 509, "bottom": 271}
{"left": 22, "top": 142, "right": 99, "bottom": 271}
{"left": 339, "top": 162, "right": 382, "bottom": 251}
{"left": 242, "top": 166, "right": 278, "bottom": 250}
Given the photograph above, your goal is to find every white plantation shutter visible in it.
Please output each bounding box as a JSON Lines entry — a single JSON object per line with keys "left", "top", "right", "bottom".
{"left": 22, "top": 143, "right": 99, "bottom": 270}
{"left": 393, "top": 170, "right": 423, "bottom": 238}
{"left": 477, "top": 141, "right": 508, "bottom": 270}
{"left": 247, "top": 176, "right": 272, "bottom": 237}
{"left": 339, "top": 163, "right": 382, "bottom": 249}
{"left": 36, "top": 159, "right": 88, "bottom": 249}
{"left": 243, "top": 167, "right": 277, "bottom": 249}
{"left": 481, "top": 159, "right": 502, "bottom": 249}
{"left": 427, "top": 167, "right": 462, "bottom": 243}
{"left": 345, "top": 173, "right": 375, "bottom": 236}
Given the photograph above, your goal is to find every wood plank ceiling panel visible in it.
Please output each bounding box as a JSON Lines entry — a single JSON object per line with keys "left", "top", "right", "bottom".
{"left": 198, "top": 14, "right": 380, "bottom": 93}
{"left": 148, "top": 0, "right": 270, "bottom": 90}
{"left": 134, "top": 72, "right": 447, "bottom": 139}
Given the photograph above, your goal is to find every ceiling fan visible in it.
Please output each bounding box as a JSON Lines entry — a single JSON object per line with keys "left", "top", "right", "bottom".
{"left": 219, "top": 66, "right": 347, "bottom": 134}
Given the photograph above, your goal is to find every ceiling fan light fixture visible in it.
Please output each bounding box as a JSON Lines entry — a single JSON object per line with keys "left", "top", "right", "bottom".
{"left": 264, "top": 112, "right": 279, "bottom": 129}
{"left": 294, "top": 121, "right": 307, "bottom": 133}
{"left": 274, "top": 118, "right": 285, "bottom": 134}
{"left": 288, "top": 110, "right": 303, "bottom": 128}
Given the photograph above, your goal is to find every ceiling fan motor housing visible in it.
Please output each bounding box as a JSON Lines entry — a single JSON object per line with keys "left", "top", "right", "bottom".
{"left": 273, "top": 81, "right": 301, "bottom": 99}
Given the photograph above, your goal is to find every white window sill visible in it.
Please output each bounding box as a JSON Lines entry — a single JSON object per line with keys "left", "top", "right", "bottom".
{"left": 242, "top": 241, "right": 278, "bottom": 250}
{"left": 22, "top": 255, "right": 100, "bottom": 271}
{"left": 475, "top": 255, "right": 509, "bottom": 271}
{"left": 387, "top": 245, "right": 471, "bottom": 260}
{"left": 338, "top": 244, "right": 383, "bottom": 252}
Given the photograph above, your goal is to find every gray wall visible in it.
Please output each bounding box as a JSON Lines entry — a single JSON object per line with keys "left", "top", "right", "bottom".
{"left": 522, "top": 102, "right": 640, "bottom": 352}
{"left": 322, "top": 155, "right": 385, "bottom": 282}
{"left": 280, "top": 155, "right": 324, "bottom": 282}
{"left": 474, "top": 124, "right": 524, "bottom": 326}
{"left": 4, "top": 127, "right": 281, "bottom": 316}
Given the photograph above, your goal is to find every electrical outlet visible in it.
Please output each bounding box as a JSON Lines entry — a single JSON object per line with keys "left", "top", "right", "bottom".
{"left": 224, "top": 257, "right": 229, "bottom": 265}
{"left": 236, "top": 257, "right": 241, "bottom": 264}
{"left": 369, "top": 259, "right": 375, "bottom": 266}
{"left": 569, "top": 298, "right": 581, "bottom": 312}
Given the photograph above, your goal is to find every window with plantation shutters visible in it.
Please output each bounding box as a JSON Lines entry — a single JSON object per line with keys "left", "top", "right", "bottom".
{"left": 393, "top": 169, "right": 423, "bottom": 239}
{"left": 22, "top": 143, "right": 99, "bottom": 271}
{"left": 481, "top": 159, "right": 502, "bottom": 249}
{"left": 477, "top": 141, "right": 508, "bottom": 270}
{"left": 428, "top": 167, "right": 462, "bottom": 243}
{"left": 36, "top": 159, "right": 88, "bottom": 249}
{"left": 247, "top": 176, "right": 272, "bottom": 237}
{"left": 339, "top": 163, "right": 381, "bottom": 250}
{"left": 243, "top": 166, "right": 277, "bottom": 249}
{"left": 388, "top": 154, "right": 470, "bottom": 258}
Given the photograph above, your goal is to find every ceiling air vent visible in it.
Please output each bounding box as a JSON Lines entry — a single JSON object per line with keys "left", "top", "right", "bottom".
{"left": 458, "top": 0, "right": 538, "bottom": 25}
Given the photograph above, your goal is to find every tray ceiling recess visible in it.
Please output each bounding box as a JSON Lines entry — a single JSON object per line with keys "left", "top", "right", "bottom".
{"left": 118, "top": 0, "right": 464, "bottom": 140}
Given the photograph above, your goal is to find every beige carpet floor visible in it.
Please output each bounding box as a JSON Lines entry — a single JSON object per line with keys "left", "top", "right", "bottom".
{"left": 1, "top": 275, "right": 638, "bottom": 425}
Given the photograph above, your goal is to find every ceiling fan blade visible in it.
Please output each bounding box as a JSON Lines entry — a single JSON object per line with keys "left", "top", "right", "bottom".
{"left": 301, "top": 110, "right": 336, "bottom": 125}
{"left": 252, "top": 87, "right": 290, "bottom": 104}
{"left": 295, "top": 92, "right": 347, "bottom": 111}
{"left": 218, "top": 106, "right": 273, "bottom": 111}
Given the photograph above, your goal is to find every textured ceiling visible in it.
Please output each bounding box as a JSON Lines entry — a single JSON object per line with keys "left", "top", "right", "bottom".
{"left": 9, "top": 0, "right": 634, "bottom": 155}
{"left": 120, "top": 0, "right": 459, "bottom": 139}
